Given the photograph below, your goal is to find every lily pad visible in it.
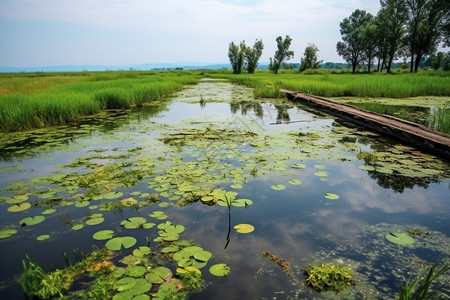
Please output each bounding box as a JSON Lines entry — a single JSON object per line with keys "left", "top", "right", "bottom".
{"left": 7, "top": 202, "right": 32, "bottom": 212}
{"left": 209, "top": 263, "right": 230, "bottom": 277}
{"left": 42, "top": 208, "right": 57, "bottom": 215}
{"left": 291, "top": 163, "right": 306, "bottom": 169}
{"left": 37, "top": 234, "right": 50, "bottom": 241}
{"left": 93, "top": 230, "right": 114, "bottom": 240}
{"left": 125, "top": 266, "right": 147, "bottom": 277}
{"left": 232, "top": 199, "right": 253, "bottom": 207}
{"left": 234, "top": 223, "right": 255, "bottom": 234}
{"left": 19, "top": 216, "right": 45, "bottom": 226}
{"left": 121, "top": 217, "right": 148, "bottom": 229}
{"left": 86, "top": 217, "right": 105, "bottom": 226}
{"left": 0, "top": 229, "right": 18, "bottom": 240}
{"left": 271, "top": 184, "right": 286, "bottom": 191}
{"left": 385, "top": 232, "right": 415, "bottom": 246}
{"left": 72, "top": 224, "right": 84, "bottom": 231}
{"left": 133, "top": 246, "right": 151, "bottom": 258}
{"left": 114, "top": 277, "right": 136, "bottom": 291}
{"left": 324, "top": 193, "right": 340, "bottom": 200}
{"left": 106, "top": 236, "right": 137, "bottom": 250}
{"left": 103, "top": 191, "right": 124, "bottom": 200}
{"left": 149, "top": 211, "right": 168, "bottom": 220}
{"left": 314, "top": 171, "right": 328, "bottom": 177}
{"left": 75, "top": 201, "right": 90, "bottom": 208}
{"left": 288, "top": 179, "right": 302, "bottom": 185}
{"left": 145, "top": 267, "right": 173, "bottom": 283}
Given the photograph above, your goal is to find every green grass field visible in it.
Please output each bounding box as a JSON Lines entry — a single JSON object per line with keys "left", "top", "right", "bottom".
{"left": 0, "top": 71, "right": 200, "bottom": 132}
{"left": 0, "top": 69, "right": 449, "bottom": 132}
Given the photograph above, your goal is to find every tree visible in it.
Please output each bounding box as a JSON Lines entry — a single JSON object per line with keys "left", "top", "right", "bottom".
{"left": 336, "top": 9, "right": 373, "bottom": 73}
{"left": 431, "top": 51, "right": 445, "bottom": 69}
{"left": 269, "top": 35, "right": 294, "bottom": 74}
{"left": 299, "top": 43, "right": 323, "bottom": 72}
{"left": 228, "top": 41, "right": 245, "bottom": 74}
{"left": 359, "top": 18, "right": 378, "bottom": 72}
{"left": 404, "top": 0, "right": 449, "bottom": 72}
{"left": 377, "top": 0, "right": 408, "bottom": 73}
{"left": 244, "top": 39, "right": 264, "bottom": 74}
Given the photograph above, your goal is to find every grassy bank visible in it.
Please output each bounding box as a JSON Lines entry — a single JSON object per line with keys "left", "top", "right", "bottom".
{"left": 207, "top": 70, "right": 450, "bottom": 99}
{"left": 0, "top": 71, "right": 200, "bottom": 132}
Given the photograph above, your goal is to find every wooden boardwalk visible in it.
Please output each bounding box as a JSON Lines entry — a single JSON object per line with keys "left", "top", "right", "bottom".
{"left": 281, "top": 89, "right": 450, "bottom": 159}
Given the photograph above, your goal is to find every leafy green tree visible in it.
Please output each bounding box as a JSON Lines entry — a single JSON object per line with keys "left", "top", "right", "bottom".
{"left": 244, "top": 39, "right": 264, "bottom": 74}
{"left": 377, "top": 0, "right": 408, "bottom": 73}
{"left": 431, "top": 51, "right": 445, "bottom": 69}
{"left": 336, "top": 9, "right": 373, "bottom": 73}
{"left": 269, "top": 35, "right": 294, "bottom": 74}
{"left": 405, "top": 0, "right": 449, "bottom": 72}
{"left": 299, "top": 43, "right": 323, "bottom": 72}
{"left": 359, "top": 18, "right": 378, "bottom": 72}
{"left": 228, "top": 41, "right": 245, "bottom": 74}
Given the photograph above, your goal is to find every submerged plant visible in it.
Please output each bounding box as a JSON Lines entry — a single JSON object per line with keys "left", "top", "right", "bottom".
{"left": 303, "top": 263, "right": 355, "bottom": 293}
{"left": 398, "top": 263, "right": 450, "bottom": 300}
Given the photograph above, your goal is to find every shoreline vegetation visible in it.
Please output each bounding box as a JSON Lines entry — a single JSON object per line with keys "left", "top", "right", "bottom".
{"left": 0, "top": 69, "right": 449, "bottom": 133}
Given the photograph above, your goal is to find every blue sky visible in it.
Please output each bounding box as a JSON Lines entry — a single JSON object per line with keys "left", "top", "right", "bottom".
{"left": 0, "top": 0, "right": 381, "bottom": 67}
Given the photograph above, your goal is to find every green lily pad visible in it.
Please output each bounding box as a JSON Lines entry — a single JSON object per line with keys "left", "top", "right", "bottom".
{"left": 234, "top": 223, "right": 255, "bottom": 234}
{"left": 72, "top": 224, "right": 84, "bottom": 231}
{"left": 314, "top": 164, "right": 326, "bottom": 169}
{"left": 106, "top": 236, "right": 137, "bottom": 251}
{"left": 145, "top": 267, "right": 172, "bottom": 283}
{"left": 37, "top": 234, "right": 50, "bottom": 241}
{"left": 7, "top": 202, "right": 32, "bottom": 212}
{"left": 103, "top": 191, "right": 124, "bottom": 200}
{"left": 133, "top": 246, "right": 151, "bottom": 258}
{"left": 149, "top": 211, "right": 168, "bottom": 220}
{"left": 359, "top": 165, "right": 375, "bottom": 171}
{"left": 232, "top": 199, "right": 253, "bottom": 207}
{"left": 125, "top": 266, "right": 147, "bottom": 277}
{"left": 114, "top": 277, "right": 136, "bottom": 291}
{"left": 86, "top": 217, "right": 105, "bottom": 226}
{"left": 121, "top": 217, "right": 148, "bottom": 229}
{"left": 194, "top": 250, "right": 212, "bottom": 262}
{"left": 209, "top": 263, "right": 230, "bottom": 277}
{"left": 5, "top": 195, "right": 29, "bottom": 204}
{"left": 75, "top": 201, "right": 90, "bottom": 208}
{"left": 120, "top": 198, "right": 138, "bottom": 207}
{"left": 385, "top": 232, "right": 415, "bottom": 245}
{"left": 271, "top": 184, "right": 286, "bottom": 191}
{"left": 288, "top": 179, "right": 302, "bottom": 185}
{"left": 0, "top": 229, "right": 18, "bottom": 240}
{"left": 93, "top": 230, "right": 114, "bottom": 240}
{"left": 324, "top": 193, "right": 340, "bottom": 200}
{"left": 19, "top": 216, "right": 45, "bottom": 226}
{"left": 42, "top": 208, "right": 57, "bottom": 215}
{"left": 314, "top": 171, "right": 328, "bottom": 177}
{"left": 291, "top": 163, "right": 306, "bottom": 169}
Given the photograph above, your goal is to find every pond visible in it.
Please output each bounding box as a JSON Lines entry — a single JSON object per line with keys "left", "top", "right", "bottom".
{"left": 0, "top": 79, "right": 449, "bottom": 299}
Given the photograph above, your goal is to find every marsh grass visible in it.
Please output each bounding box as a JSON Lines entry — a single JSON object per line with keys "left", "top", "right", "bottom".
{"left": 209, "top": 70, "right": 450, "bottom": 99}
{"left": 0, "top": 72, "right": 200, "bottom": 132}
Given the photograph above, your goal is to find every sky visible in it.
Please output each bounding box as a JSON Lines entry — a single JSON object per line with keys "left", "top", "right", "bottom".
{"left": 0, "top": 0, "right": 381, "bottom": 68}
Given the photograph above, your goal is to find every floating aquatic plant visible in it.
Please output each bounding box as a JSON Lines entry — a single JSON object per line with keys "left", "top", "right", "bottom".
{"left": 234, "top": 223, "right": 255, "bottom": 234}
{"left": 303, "top": 263, "right": 355, "bottom": 293}
{"left": 385, "top": 232, "right": 415, "bottom": 246}
{"left": 209, "top": 263, "right": 230, "bottom": 277}
{"left": 105, "top": 236, "right": 137, "bottom": 251}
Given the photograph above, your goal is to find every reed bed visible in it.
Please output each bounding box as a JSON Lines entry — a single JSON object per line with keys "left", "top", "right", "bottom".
{"left": 0, "top": 72, "right": 200, "bottom": 132}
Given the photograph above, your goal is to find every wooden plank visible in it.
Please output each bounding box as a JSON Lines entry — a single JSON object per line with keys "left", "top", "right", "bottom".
{"left": 280, "top": 89, "right": 450, "bottom": 159}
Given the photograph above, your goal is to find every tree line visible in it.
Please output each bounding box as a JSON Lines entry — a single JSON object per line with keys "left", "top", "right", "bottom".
{"left": 228, "top": 36, "right": 322, "bottom": 74}
{"left": 228, "top": 0, "right": 449, "bottom": 74}
{"left": 337, "top": 0, "right": 450, "bottom": 73}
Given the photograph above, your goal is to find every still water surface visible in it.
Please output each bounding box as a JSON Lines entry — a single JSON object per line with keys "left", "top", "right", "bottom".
{"left": 0, "top": 79, "right": 449, "bottom": 299}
